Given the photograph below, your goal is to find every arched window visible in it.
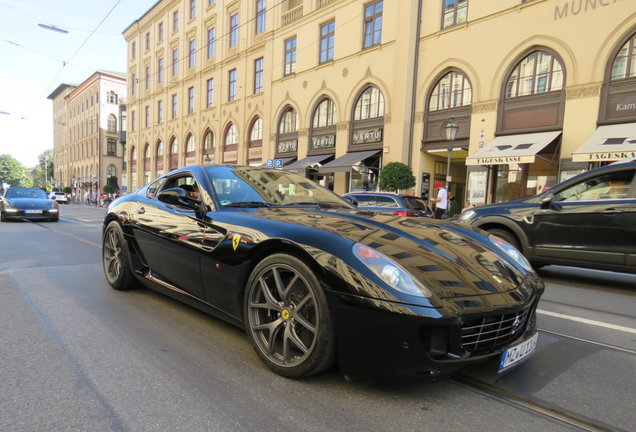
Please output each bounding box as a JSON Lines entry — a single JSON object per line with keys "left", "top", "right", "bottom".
{"left": 202, "top": 129, "right": 215, "bottom": 163}
{"left": 312, "top": 97, "right": 337, "bottom": 128}
{"left": 107, "top": 165, "right": 116, "bottom": 178}
{"left": 107, "top": 114, "right": 117, "bottom": 133}
{"left": 130, "top": 146, "right": 137, "bottom": 173}
{"left": 276, "top": 106, "right": 298, "bottom": 157}
{"left": 611, "top": 34, "right": 636, "bottom": 80}
{"left": 107, "top": 91, "right": 118, "bottom": 104}
{"left": 505, "top": 50, "right": 564, "bottom": 98}
{"left": 428, "top": 71, "right": 472, "bottom": 112}
{"left": 353, "top": 86, "right": 384, "bottom": 120}
{"left": 248, "top": 117, "right": 263, "bottom": 163}
{"left": 156, "top": 140, "right": 164, "bottom": 173}
{"left": 309, "top": 97, "right": 337, "bottom": 154}
{"left": 185, "top": 133, "right": 195, "bottom": 158}
{"left": 143, "top": 143, "right": 151, "bottom": 171}
{"left": 223, "top": 123, "right": 238, "bottom": 163}
{"left": 169, "top": 136, "right": 179, "bottom": 170}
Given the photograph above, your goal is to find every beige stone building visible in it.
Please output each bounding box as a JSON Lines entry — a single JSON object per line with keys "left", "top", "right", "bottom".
{"left": 48, "top": 71, "right": 127, "bottom": 196}
{"left": 123, "top": 0, "right": 636, "bottom": 206}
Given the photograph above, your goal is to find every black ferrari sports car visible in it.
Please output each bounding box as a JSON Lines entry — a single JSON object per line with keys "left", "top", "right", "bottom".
{"left": 102, "top": 165, "right": 543, "bottom": 380}
{"left": 1, "top": 187, "right": 59, "bottom": 222}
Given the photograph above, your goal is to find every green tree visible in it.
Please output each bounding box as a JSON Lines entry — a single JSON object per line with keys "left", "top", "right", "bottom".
{"left": 378, "top": 162, "right": 416, "bottom": 193}
{"left": 0, "top": 154, "right": 30, "bottom": 187}
{"left": 30, "top": 150, "right": 54, "bottom": 189}
{"left": 103, "top": 184, "right": 115, "bottom": 195}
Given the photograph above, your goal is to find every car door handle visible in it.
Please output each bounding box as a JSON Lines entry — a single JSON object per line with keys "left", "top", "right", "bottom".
{"left": 602, "top": 208, "right": 621, "bottom": 214}
{"left": 138, "top": 207, "right": 145, "bottom": 214}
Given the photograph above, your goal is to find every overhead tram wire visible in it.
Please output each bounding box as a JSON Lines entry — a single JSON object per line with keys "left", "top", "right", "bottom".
{"left": 25, "top": 0, "right": 124, "bottom": 118}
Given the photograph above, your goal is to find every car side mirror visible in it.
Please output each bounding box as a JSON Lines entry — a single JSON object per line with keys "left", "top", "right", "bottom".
{"left": 158, "top": 188, "right": 198, "bottom": 210}
{"left": 342, "top": 196, "right": 359, "bottom": 207}
{"left": 540, "top": 192, "right": 561, "bottom": 211}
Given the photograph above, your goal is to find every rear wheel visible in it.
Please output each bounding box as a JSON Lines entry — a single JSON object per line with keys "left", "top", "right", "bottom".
{"left": 488, "top": 228, "right": 521, "bottom": 252}
{"left": 244, "top": 254, "right": 335, "bottom": 378}
{"left": 102, "top": 221, "right": 136, "bottom": 290}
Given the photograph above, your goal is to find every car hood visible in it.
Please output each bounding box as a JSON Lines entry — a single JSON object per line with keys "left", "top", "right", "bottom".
{"left": 233, "top": 207, "right": 530, "bottom": 300}
{"left": 4, "top": 198, "right": 54, "bottom": 209}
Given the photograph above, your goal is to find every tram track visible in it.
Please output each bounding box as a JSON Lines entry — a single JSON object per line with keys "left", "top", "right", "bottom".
{"left": 451, "top": 373, "right": 626, "bottom": 432}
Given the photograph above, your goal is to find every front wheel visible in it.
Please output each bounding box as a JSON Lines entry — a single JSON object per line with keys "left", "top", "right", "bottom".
{"left": 244, "top": 254, "right": 335, "bottom": 378}
{"left": 488, "top": 228, "right": 521, "bottom": 252}
{"left": 102, "top": 221, "right": 136, "bottom": 290}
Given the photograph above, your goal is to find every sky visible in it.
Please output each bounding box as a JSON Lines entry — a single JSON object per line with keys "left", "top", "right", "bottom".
{"left": 0, "top": 0, "right": 154, "bottom": 168}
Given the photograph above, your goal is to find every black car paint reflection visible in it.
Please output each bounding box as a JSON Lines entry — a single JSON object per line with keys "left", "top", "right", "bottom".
{"left": 102, "top": 165, "right": 543, "bottom": 380}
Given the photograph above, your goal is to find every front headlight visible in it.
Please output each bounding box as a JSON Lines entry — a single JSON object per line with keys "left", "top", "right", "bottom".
{"left": 4, "top": 207, "right": 18, "bottom": 213}
{"left": 459, "top": 210, "right": 475, "bottom": 221}
{"left": 489, "top": 234, "right": 533, "bottom": 272}
{"left": 352, "top": 243, "right": 433, "bottom": 298}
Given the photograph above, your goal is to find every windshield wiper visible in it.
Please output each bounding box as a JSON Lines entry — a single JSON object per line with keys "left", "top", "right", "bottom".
{"left": 223, "top": 201, "right": 273, "bottom": 208}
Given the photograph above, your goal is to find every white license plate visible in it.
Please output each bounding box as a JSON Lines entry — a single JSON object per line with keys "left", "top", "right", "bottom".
{"left": 24, "top": 210, "right": 42, "bottom": 214}
{"left": 499, "top": 333, "right": 538, "bottom": 371}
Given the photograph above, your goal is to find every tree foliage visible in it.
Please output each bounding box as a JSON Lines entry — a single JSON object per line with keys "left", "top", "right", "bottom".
{"left": 30, "top": 150, "right": 54, "bottom": 189}
{"left": 103, "top": 184, "right": 116, "bottom": 195}
{"left": 378, "top": 162, "right": 416, "bottom": 193}
{"left": 0, "top": 154, "right": 30, "bottom": 187}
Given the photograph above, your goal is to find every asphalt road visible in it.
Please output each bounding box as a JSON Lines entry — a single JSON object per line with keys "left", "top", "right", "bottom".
{"left": 1, "top": 204, "right": 634, "bottom": 432}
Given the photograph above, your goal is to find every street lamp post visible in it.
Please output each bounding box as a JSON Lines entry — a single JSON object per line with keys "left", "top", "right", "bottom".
{"left": 444, "top": 116, "right": 459, "bottom": 190}
{"left": 44, "top": 155, "right": 49, "bottom": 190}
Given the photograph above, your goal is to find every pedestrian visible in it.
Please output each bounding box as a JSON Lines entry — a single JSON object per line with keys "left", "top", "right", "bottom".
{"left": 84, "top": 190, "right": 90, "bottom": 205}
{"left": 430, "top": 182, "right": 448, "bottom": 219}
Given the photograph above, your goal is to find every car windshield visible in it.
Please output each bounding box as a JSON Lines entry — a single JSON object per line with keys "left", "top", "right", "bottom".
{"left": 5, "top": 188, "right": 48, "bottom": 199}
{"left": 204, "top": 166, "right": 353, "bottom": 208}
{"left": 402, "top": 196, "right": 428, "bottom": 210}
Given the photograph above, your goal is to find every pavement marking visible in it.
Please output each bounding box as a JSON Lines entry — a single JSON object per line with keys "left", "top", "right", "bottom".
{"left": 537, "top": 309, "right": 636, "bottom": 335}
{"left": 538, "top": 329, "right": 636, "bottom": 355}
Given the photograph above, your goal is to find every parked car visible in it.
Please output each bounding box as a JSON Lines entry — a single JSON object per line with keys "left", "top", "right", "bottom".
{"left": 49, "top": 191, "right": 69, "bottom": 204}
{"left": 102, "top": 165, "right": 543, "bottom": 380}
{"left": 1, "top": 188, "right": 59, "bottom": 222}
{"left": 458, "top": 158, "right": 636, "bottom": 274}
{"left": 342, "top": 191, "right": 434, "bottom": 217}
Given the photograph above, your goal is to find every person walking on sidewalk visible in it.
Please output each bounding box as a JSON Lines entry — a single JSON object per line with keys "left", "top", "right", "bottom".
{"left": 430, "top": 182, "right": 448, "bottom": 219}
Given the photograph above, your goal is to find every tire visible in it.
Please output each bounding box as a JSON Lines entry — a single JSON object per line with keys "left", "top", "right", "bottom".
{"left": 102, "top": 221, "right": 136, "bottom": 290}
{"left": 244, "top": 253, "right": 335, "bottom": 378}
{"left": 488, "top": 228, "right": 521, "bottom": 252}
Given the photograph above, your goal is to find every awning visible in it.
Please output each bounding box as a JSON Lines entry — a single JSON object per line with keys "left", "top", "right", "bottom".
{"left": 572, "top": 123, "right": 636, "bottom": 162}
{"left": 284, "top": 154, "right": 333, "bottom": 170}
{"left": 318, "top": 150, "right": 380, "bottom": 173}
{"left": 466, "top": 131, "right": 561, "bottom": 166}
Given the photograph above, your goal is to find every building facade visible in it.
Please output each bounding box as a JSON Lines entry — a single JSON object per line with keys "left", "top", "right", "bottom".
{"left": 123, "top": 0, "right": 636, "bottom": 204}
{"left": 48, "top": 71, "right": 127, "bottom": 196}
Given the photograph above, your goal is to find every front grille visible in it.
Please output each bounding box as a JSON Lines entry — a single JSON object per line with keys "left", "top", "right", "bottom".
{"left": 460, "top": 307, "right": 531, "bottom": 354}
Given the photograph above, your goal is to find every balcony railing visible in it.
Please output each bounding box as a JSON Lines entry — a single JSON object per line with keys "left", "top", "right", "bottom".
{"left": 282, "top": 5, "right": 303, "bottom": 26}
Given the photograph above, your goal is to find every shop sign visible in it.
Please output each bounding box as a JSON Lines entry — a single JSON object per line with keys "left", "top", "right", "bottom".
{"left": 420, "top": 172, "right": 430, "bottom": 202}
{"left": 572, "top": 151, "right": 636, "bottom": 162}
{"left": 248, "top": 147, "right": 263, "bottom": 159}
{"left": 223, "top": 150, "right": 238, "bottom": 162}
{"left": 466, "top": 155, "right": 535, "bottom": 165}
{"left": 311, "top": 134, "right": 335, "bottom": 150}
{"left": 352, "top": 128, "right": 383, "bottom": 145}
{"left": 277, "top": 139, "right": 297, "bottom": 154}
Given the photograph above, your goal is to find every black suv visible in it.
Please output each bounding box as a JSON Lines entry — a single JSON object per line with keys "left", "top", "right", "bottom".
{"left": 342, "top": 192, "right": 434, "bottom": 217}
{"left": 458, "top": 159, "right": 636, "bottom": 274}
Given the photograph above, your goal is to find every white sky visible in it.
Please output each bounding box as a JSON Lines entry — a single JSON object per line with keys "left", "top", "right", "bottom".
{"left": 0, "top": 0, "right": 153, "bottom": 167}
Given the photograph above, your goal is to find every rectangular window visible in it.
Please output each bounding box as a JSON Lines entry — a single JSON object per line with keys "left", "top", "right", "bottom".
{"left": 131, "top": 110, "right": 136, "bottom": 131}
{"left": 172, "top": 94, "right": 178, "bottom": 119}
{"left": 145, "top": 32, "right": 150, "bottom": 50}
{"left": 442, "top": 0, "right": 468, "bottom": 29}
{"left": 107, "top": 139, "right": 117, "bottom": 156}
{"left": 172, "top": 48, "right": 179, "bottom": 76}
{"left": 208, "top": 0, "right": 215, "bottom": 6}
{"left": 256, "top": 0, "right": 266, "bottom": 34}
{"left": 188, "top": 39, "right": 196, "bottom": 68}
{"left": 230, "top": 13, "right": 239, "bottom": 47}
{"left": 189, "top": 0, "right": 196, "bottom": 19}
{"left": 145, "top": 65, "right": 150, "bottom": 90}
{"left": 188, "top": 87, "right": 195, "bottom": 114}
{"left": 207, "top": 27, "right": 216, "bottom": 58}
{"left": 173, "top": 10, "right": 179, "bottom": 31}
{"left": 131, "top": 73, "right": 136, "bottom": 96}
{"left": 157, "top": 58, "right": 164, "bottom": 83}
{"left": 206, "top": 79, "right": 214, "bottom": 107}
{"left": 228, "top": 69, "right": 237, "bottom": 101}
{"left": 254, "top": 57, "right": 263, "bottom": 94}
{"left": 363, "top": 0, "right": 383, "bottom": 49}
{"left": 157, "top": 100, "right": 163, "bottom": 123}
{"left": 320, "top": 20, "right": 335, "bottom": 63}
{"left": 131, "top": 41, "right": 136, "bottom": 58}
{"left": 284, "top": 37, "right": 296, "bottom": 75}
{"left": 145, "top": 105, "right": 150, "bottom": 128}
{"left": 158, "top": 22, "right": 164, "bottom": 42}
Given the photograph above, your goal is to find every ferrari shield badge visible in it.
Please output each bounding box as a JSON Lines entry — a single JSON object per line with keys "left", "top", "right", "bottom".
{"left": 232, "top": 234, "right": 241, "bottom": 251}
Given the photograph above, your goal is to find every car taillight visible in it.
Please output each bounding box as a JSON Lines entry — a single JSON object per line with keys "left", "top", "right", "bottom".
{"left": 393, "top": 211, "right": 414, "bottom": 217}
